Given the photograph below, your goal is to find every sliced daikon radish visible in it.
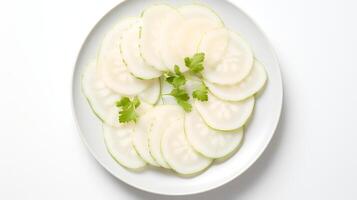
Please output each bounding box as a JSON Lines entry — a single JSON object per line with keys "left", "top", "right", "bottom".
{"left": 148, "top": 105, "right": 183, "bottom": 168}
{"left": 120, "top": 19, "right": 162, "bottom": 79}
{"left": 203, "top": 31, "right": 254, "bottom": 85}
{"left": 161, "top": 117, "right": 212, "bottom": 175}
{"left": 159, "top": 9, "right": 185, "bottom": 71}
{"left": 132, "top": 111, "right": 160, "bottom": 167}
{"left": 141, "top": 5, "right": 177, "bottom": 71}
{"left": 139, "top": 79, "right": 161, "bottom": 105}
{"left": 198, "top": 28, "right": 229, "bottom": 69}
{"left": 82, "top": 63, "right": 153, "bottom": 126}
{"left": 206, "top": 60, "right": 267, "bottom": 101}
{"left": 97, "top": 18, "right": 152, "bottom": 95}
{"left": 178, "top": 4, "right": 223, "bottom": 25}
{"left": 195, "top": 92, "right": 255, "bottom": 131}
{"left": 161, "top": 5, "right": 224, "bottom": 72}
{"left": 185, "top": 109, "right": 244, "bottom": 158}
{"left": 103, "top": 124, "right": 146, "bottom": 169}
{"left": 82, "top": 62, "right": 121, "bottom": 126}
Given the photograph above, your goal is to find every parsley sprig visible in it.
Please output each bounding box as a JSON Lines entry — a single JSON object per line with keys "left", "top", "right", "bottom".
{"left": 192, "top": 82, "right": 208, "bottom": 102}
{"left": 166, "top": 65, "right": 186, "bottom": 88}
{"left": 163, "top": 53, "right": 209, "bottom": 112}
{"left": 165, "top": 66, "right": 192, "bottom": 112}
{"left": 116, "top": 53, "right": 209, "bottom": 124}
{"left": 116, "top": 97, "right": 141, "bottom": 123}
{"left": 185, "top": 53, "right": 205, "bottom": 75}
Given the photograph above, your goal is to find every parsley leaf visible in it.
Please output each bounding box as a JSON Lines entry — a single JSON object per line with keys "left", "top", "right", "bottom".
{"left": 164, "top": 54, "right": 209, "bottom": 112}
{"left": 165, "top": 66, "right": 192, "bottom": 112}
{"left": 116, "top": 97, "right": 141, "bottom": 124}
{"left": 169, "top": 88, "right": 192, "bottom": 112}
{"left": 193, "top": 83, "right": 208, "bottom": 102}
{"left": 116, "top": 97, "right": 131, "bottom": 108}
{"left": 177, "top": 99, "right": 192, "bottom": 112}
{"left": 185, "top": 53, "right": 205, "bottom": 74}
{"left": 165, "top": 65, "right": 186, "bottom": 88}
{"left": 170, "top": 88, "right": 190, "bottom": 101}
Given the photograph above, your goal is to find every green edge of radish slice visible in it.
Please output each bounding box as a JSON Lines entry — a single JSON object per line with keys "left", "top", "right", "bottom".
{"left": 120, "top": 19, "right": 162, "bottom": 79}
{"left": 132, "top": 111, "right": 160, "bottom": 167}
{"left": 97, "top": 17, "right": 152, "bottom": 95}
{"left": 203, "top": 31, "right": 254, "bottom": 85}
{"left": 161, "top": 117, "right": 212, "bottom": 175}
{"left": 103, "top": 124, "right": 146, "bottom": 170}
{"left": 205, "top": 60, "right": 267, "bottom": 101}
{"left": 195, "top": 92, "right": 255, "bottom": 131}
{"left": 185, "top": 109, "right": 244, "bottom": 158}
{"left": 148, "top": 105, "right": 183, "bottom": 168}
{"left": 81, "top": 62, "right": 121, "bottom": 127}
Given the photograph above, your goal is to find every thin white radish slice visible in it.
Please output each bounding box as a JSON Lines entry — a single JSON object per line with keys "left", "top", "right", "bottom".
{"left": 82, "top": 62, "right": 121, "bottom": 126}
{"left": 141, "top": 5, "right": 176, "bottom": 71}
{"left": 97, "top": 18, "right": 152, "bottom": 95}
{"left": 160, "top": 9, "right": 185, "bottom": 71}
{"left": 205, "top": 60, "right": 267, "bottom": 101}
{"left": 198, "top": 28, "right": 229, "bottom": 69}
{"left": 185, "top": 109, "right": 244, "bottom": 158}
{"left": 82, "top": 62, "right": 153, "bottom": 127}
{"left": 195, "top": 92, "right": 255, "bottom": 131}
{"left": 161, "top": 5, "right": 224, "bottom": 72}
{"left": 139, "top": 79, "right": 161, "bottom": 105}
{"left": 120, "top": 20, "right": 162, "bottom": 79}
{"left": 148, "top": 105, "right": 183, "bottom": 168}
{"left": 203, "top": 31, "right": 254, "bottom": 85}
{"left": 161, "top": 117, "right": 212, "bottom": 175}
{"left": 103, "top": 124, "right": 146, "bottom": 169}
{"left": 178, "top": 4, "right": 223, "bottom": 25}
{"left": 132, "top": 112, "right": 160, "bottom": 167}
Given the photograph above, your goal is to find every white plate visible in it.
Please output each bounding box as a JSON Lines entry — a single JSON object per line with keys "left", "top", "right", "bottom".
{"left": 71, "top": 0, "right": 283, "bottom": 196}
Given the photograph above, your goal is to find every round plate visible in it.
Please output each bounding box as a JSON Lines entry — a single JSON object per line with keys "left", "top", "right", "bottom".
{"left": 71, "top": 0, "right": 283, "bottom": 196}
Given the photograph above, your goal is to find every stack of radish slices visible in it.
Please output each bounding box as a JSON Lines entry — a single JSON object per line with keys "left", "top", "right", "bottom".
{"left": 82, "top": 4, "right": 267, "bottom": 176}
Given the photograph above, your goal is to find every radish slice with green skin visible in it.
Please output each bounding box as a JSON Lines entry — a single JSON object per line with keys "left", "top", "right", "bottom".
{"left": 198, "top": 28, "right": 229, "bottom": 69}
{"left": 148, "top": 105, "right": 183, "bottom": 168}
{"left": 97, "top": 18, "right": 152, "bottom": 95}
{"left": 132, "top": 112, "right": 160, "bottom": 167}
{"left": 82, "top": 62, "right": 154, "bottom": 127}
{"left": 120, "top": 19, "right": 162, "bottom": 79}
{"left": 185, "top": 109, "right": 244, "bottom": 158}
{"left": 205, "top": 60, "right": 267, "bottom": 101}
{"left": 178, "top": 4, "right": 224, "bottom": 58}
{"left": 195, "top": 92, "right": 255, "bottom": 131}
{"left": 141, "top": 5, "right": 176, "bottom": 71}
{"left": 203, "top": 31, "right": 254, "bottom": 85}
{"left": 161, "top": 5, "right": 224, "bottom": 72}
{"left": 139, "top": 79, "right": 161, "bottom": 105}
{"left": 160, "top": 9, "right": 185, "bottom": 72}
{"left": 82, "top": 62, "right": 121, "bottom": 126}
{"left": 178, "top": 4, "right": 223, "bottom": 25}
{"left": 103, "top": 124, "right": 146, "bottom": 169}
{"left": 161, "top": 117, "right": 212, "bottom": 175}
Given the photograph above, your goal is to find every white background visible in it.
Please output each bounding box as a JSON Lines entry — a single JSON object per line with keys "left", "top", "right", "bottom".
{"left": 0, "top": 0, "right": 356, "bottom": 199}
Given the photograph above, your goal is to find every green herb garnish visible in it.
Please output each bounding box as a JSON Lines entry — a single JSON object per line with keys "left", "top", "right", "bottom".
{"left": 116, "top": 97, "right": 141, "bottom": 123}
{"left": 185, "top": 53, "right": 205, "bottom": 75}
{"left": 192, "top": 82, "right": 208, "bottom": 102}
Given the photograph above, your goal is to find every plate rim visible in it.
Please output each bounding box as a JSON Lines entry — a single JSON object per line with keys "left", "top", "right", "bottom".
{"left": 70, "top": 0, "right": 284, "bottom": 196}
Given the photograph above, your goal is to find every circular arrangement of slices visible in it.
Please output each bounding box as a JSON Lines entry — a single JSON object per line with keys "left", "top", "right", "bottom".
{"left": 81, "top": 4, "right": 267, "bottom": 175}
